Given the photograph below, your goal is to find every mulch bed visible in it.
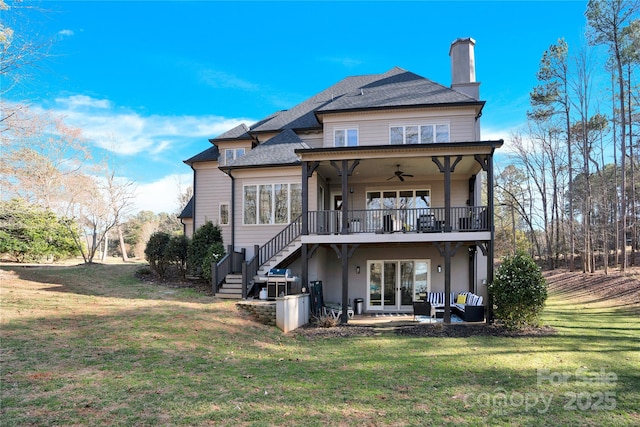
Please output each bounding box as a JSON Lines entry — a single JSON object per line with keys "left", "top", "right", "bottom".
{"left": 294, "top": 322, "right": 556, "bottom": 339}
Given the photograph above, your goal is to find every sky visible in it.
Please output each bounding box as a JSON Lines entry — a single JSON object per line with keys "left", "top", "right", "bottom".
{"left": 9, "top": 0, "right": 592, "bottom": 214}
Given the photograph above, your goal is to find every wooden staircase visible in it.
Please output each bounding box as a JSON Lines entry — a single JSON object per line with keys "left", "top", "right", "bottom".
{"left": 216, "top": 274, "right": 243, "bottom": 299}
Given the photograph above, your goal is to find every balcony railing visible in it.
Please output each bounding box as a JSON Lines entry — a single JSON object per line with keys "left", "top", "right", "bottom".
{"left": 307, "top": 206, "right": 488, "bottom": 235}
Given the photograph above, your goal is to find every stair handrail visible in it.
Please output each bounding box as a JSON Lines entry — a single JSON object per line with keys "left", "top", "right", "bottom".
{"left": 212, "top": 245, "right": 245, "bottom": 295}
{"left": 242, "top": 215, "right": 303, "bottom": 298}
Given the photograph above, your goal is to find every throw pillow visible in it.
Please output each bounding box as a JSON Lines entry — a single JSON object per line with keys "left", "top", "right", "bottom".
{"left": 456, "top": 294, "right": 467, "bottom": 304}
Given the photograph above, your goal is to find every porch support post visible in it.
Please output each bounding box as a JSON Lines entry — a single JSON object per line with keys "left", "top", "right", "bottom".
{"left": 436, "top": 241, "right": 462, "bottom": 323}
{"left": 341, "top": 243, "right": 349, "bottom": 324}
{"left": 432, "top": 156, "right": 462, "bottom": 232}
{"left": 301, "top": 243, "right": 308, "bottom": 297}
{"left": 474, "top": 153, "right": 495, "bottom": 323}
{"left": 302, "top": 161, "right": 309, "bottom": 236}
{"left": 330, "top": 159, "right": 360, "bottom": 235}
{"left": 329, "top": 243, "right": 359, "bottom": 324}
{"left": 486, "top": 152, "right": 496, "bottom": 324}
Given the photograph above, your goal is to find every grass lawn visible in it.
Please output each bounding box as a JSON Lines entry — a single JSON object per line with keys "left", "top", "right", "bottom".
{"left": 1, "top": 262, "right": 638, "bottom": 426}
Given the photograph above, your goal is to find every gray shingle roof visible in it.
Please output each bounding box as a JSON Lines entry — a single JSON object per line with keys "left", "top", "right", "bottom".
{"left": 178, "top": 196, "right": 194, "bottom": 219}
{"left": 250, "top": 67, "right": 480, "bottom": 133}
{"left": 225, "top": 128, "right": 308, "bottom": 168}
{"left": 184, "top": 145, "right": 219, "bottom": 165}
{"left": 210, "top": 123, "right": 251, "bottom": 141}
{"left": 317, "top": 67, "right": 479, "bottom": 113}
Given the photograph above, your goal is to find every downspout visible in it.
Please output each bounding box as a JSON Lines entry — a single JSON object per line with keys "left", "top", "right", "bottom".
{"left": 189, "top": 164, "right": 197, "bottom": 236}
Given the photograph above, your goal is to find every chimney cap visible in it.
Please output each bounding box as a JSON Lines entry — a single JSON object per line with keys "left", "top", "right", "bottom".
{"left": 449, "top": 37, "right": 476, "bottom": 56}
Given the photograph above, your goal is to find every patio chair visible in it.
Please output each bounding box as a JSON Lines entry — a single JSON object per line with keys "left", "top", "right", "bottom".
{"left": 412, "top": 300, "right": 434, "bottom": 320}
{"left": 323, "top": 302, "right": 354, "bottom": 319}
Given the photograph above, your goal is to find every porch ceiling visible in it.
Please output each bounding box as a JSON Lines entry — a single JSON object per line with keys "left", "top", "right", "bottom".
{"left": 315, "top": 155, "right": 482, "bottom": 183}
{"left": 298, "top": 141, "right": 501, "bottom": 183}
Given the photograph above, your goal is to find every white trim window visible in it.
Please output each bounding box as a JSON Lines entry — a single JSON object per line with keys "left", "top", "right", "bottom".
{"left": 243, "top": 183, "right": 302, "bottom": 225}
{"left": 334, "top": 128, "right": 358, "bottom": 147}
{"left": 223, "top": 148, "right": 245, "bottom": 165}
{"left": 390, "top": 124, "right": 449, "bottom": 144}
{"left": 219, "top": 203, "right": 229, "bottom": 225}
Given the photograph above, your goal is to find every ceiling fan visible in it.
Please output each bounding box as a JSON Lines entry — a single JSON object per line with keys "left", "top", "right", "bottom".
{"left": 387, "top": 164, "right": 414, "bottom": 182}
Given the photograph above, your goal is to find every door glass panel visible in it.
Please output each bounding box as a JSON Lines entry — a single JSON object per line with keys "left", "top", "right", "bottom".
{"left": 384, "top": 262, "right": 396, "bottom": 307}
{"left": 414, "top": 261, "right": 428, "bottom": 301}
{"left": 369, "top": 262, "right": 382, "bottom": 306}
{"left": 400, "top": 261, "right": 414, "bottom": 306}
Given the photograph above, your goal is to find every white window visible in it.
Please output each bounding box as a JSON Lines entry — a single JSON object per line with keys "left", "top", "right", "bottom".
{"left": 334, "top": 128, "right": 358, "bottom": 147}
{"left": 219, "top": 203, "right": 229, "bottom": 225}
{"left": 243, "top": 183, "right": 302, "bottom": 225}
{"left": 390, "top": 124, "right": 449, "bottom": 144}
{"left": 223, "top": 148, "right": 245, "bottom": 165}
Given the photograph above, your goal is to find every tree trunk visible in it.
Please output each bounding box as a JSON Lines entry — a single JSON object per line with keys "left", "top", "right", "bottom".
{"left": 118, "top": 223, "right": 129, "bottom": 262}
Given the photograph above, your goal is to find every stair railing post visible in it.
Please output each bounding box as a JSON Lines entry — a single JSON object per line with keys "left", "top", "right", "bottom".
{"left": 211, "top": 261, "right": 218, "bottom": 296}
{"left": 242, "top": 261, "right": 248, "bottom": 299}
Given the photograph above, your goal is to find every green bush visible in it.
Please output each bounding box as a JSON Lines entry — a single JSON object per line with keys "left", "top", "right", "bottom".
{"left": 201, "top": 243, "right": 225, "bottom": 282}
{"left": 488, "top": 252, "right": 548, "bottom": 330}
{"left": 0, "top": 199, "right": 79, "bottom": 262}
{"left": 144, "top": 232, "right": 171, "bottom": 279}
{"left": 165, "top": 234, "right": 190, "bottom": 279}
{"left": 187, "top": 221, "right": 224, "bottom": 276}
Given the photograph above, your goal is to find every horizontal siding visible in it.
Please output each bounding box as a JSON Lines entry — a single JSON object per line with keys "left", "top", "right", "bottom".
{"left": 233, "top": 167, "right": 304, "bottom": 258}
{"left": 193, "top": 163, "right": 232, "bottom": 246}
{"left": 322, "top": 107, "right": 478, "bottom": 148}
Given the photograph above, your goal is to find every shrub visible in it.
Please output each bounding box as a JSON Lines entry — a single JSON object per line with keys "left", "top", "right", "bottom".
{"left": 187, "top": 221, "right": 223, "bottom": 276}
{"left": 200, "top": 243, "right": 225, "bottom": 282}
{"left": 144, "top": 232, "right": 171, "bottom": 279}
{"left": 0, "top": 199, "right": 79, "bottom": 262}
{"left": 488, "top": 252, "right": 548, "bottom": 330}
{"left": 165, "top": 234, "right": 190, "bottom": 279}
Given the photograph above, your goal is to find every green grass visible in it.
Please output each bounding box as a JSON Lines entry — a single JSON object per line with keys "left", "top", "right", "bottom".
{"left": 1, "top": 263, "right": 638, "bottom": 426}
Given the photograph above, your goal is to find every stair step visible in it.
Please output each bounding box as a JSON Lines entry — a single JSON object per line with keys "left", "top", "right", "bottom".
{"left": 221, "top": 282, "right": 242, "bottom": 290}
{"left": 216, "top": 293, "right": 242, "bottom": 299}
{"left": 225, "top": 276, "right": 243, "bottom": 285}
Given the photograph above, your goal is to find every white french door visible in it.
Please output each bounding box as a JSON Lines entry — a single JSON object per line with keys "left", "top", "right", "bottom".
{"left": 367, "top": 260, "right": 430, "bottom": 311}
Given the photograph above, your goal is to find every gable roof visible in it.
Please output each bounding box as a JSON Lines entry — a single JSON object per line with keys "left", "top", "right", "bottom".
{"left": 178, "top": 196, "right": 194, "bottom": 219}
{"left": 210, "top": 123, "right": 251, "bottom": 142}
{"left": 223, "top": 128, "right": 309, "bottom": 169}
{"left": 316, "top": 67, "right": 480, "bottom": 114}
{"left": 250, "top": 67, "right": 482, "bottom": 133}
{"left": 184, "top": 145, "right": 219, "bottom": 165}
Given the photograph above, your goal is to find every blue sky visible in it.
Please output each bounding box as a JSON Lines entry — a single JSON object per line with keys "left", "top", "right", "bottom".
{"left": 12, "top": 0, "right": 591, "bottom": 214}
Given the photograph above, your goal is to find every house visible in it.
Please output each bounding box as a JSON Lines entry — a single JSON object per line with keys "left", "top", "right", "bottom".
{"left": 180, "top": 38, "right": 502, "bottom": 324}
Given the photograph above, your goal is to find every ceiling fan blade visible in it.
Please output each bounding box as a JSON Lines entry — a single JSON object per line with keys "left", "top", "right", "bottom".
{"left": 399, "top": 175, "right": 405, "bottom": 182}
{"left": 387, "top": 176, "right": 395, "bottom": 181}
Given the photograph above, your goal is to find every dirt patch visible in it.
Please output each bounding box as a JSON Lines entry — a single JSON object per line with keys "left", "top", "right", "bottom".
{"left": 294, "top": 322, "right": 556, "bottom": 339}
{"left": 135, "top": 267, "right": 213, "bottom": 295}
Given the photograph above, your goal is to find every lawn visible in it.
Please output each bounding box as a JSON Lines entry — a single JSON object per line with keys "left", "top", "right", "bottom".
{"left": 1, "top": 262, "right": 638, "bottom": 426}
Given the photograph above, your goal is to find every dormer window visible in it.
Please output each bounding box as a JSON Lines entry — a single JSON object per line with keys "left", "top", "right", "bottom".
{"left": 390, "top": 124, "right": 450, "bottom": 144}
{"left": 334, "top": 128, "right": 358, "bottom": 147}
{"left": 223, "top": 148, "right": 245, "bottom": 165}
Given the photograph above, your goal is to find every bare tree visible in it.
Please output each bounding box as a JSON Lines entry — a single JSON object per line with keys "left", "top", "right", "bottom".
{"left": 587, "top": 0, "right": 640, "bottom": 270}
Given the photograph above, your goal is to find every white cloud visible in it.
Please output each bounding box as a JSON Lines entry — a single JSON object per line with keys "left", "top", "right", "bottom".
{"left": 132, "top": 173, "right": 193, "bottom": 215}
{"left": 58, "top": 29, "right": 74, "bottom": 37}
{"left": 50, "top": 95, "right": 253, "bottom": 156}
{"left": 199, "top": 69, "right": 259, "bottom": 91}
{"left": 320, "top": 56, "right": 363, "bottom": 68}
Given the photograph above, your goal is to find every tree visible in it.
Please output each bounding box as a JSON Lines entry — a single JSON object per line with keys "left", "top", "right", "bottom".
{"left": 530, "top": 38, "right": 575, "bottom": 269}
{"left": 587, "top": 0, "right": 640, "bottom": 270}
{"left": 489, "top": 252, "right": 548, "bottom": 330}
{"left": 0, "top": 199, "right": 79, "bottom": 262}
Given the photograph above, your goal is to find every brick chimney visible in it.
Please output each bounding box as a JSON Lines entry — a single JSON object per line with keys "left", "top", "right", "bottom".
{"left": 449, "top": 37, "right": 480, "bottom": 100}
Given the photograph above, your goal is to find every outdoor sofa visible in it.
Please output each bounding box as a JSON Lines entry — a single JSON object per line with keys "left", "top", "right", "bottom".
{"left": 415, "top": 291, "right": 485, "bottom": 322}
